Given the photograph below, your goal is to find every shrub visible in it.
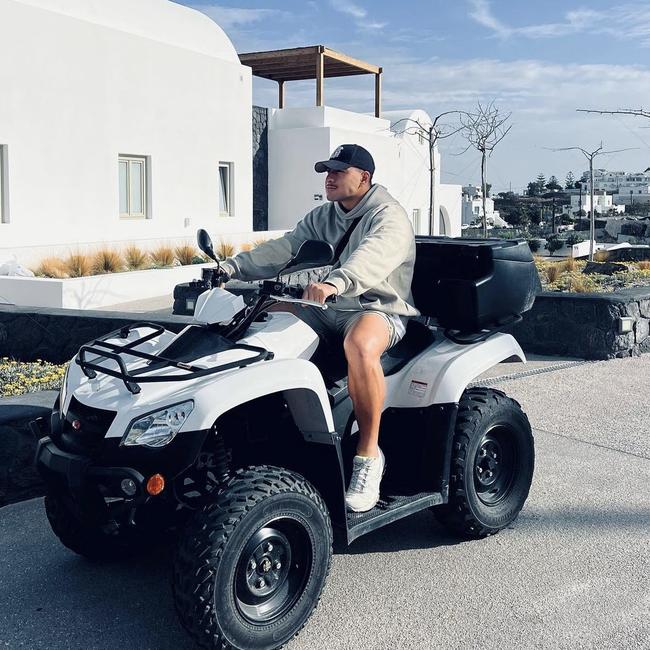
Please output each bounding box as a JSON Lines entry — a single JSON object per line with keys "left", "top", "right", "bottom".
{"left": 216, "top": 240, "right": 236, "bottom": 260}
{"left": 561, "top": 257, "right": 578, "bottom": 272}
{"left": 150, "top": 245, "right": 175, "bottom": 268}
{"left": 594, "top": 249, "right": 609, "bottom": 262}
{"left": 527, "top": 239, "right": 541, "bottom": 253}
{"left": 564, "top": 233, "right": 585, "bottom": 248}
{"left": 63, "top": 252, "right": 92, "bottom": 277}
{"left": 91, "top": 248, "right": 123, "bottom": 274}
{"left": 638, "top": 260, "right": 650, "bottom": 271}
{"left": 546, "top": 264, "right": 561, "bottom": 284}
{"left": 239, "top": 242, "right": 253, "bottom": 252}
{"left": 545, "top": 237, "right": 564, "bottom": 257}
{"left": 124, "top": 245, "right": 148, "bottom": 270}
{"left": 35, "top": 257, "right": 68, "bottom": 279}
{"left": 174, "top": 244, "right": 199, "bottom": 266}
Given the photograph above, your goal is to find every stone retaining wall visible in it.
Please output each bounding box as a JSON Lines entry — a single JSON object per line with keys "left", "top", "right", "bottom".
{"left": 0, "top": 305, "right": 192, "bottom": 363}
{"left": 510, "top": 287, "right": 650, "bottom": 360}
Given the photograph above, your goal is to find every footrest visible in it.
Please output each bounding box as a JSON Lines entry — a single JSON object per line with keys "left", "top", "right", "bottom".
{"left": 346, "top": 491, "right": 444, "bottom": 543}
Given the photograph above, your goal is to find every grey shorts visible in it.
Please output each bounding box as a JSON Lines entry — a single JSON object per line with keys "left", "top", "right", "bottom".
{"left": 292, "top": 306, "right": 407, "bottom": 351}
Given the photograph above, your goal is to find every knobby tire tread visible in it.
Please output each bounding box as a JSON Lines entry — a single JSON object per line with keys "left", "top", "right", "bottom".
{"left": 436, "top": 387, "right": 533, "bottom": 539}
{"left": 172, "top": 465, "right": 332, "bottom": 650}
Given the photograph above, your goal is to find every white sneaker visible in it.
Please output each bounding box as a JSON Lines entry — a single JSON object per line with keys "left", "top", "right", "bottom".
{"left": 345, "top": 449, "right": 385, "bottom": 513}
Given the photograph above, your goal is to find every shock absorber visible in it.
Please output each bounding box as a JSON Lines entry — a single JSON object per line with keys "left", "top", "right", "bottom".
{"left": 212, "top": 434, "right": 231, "bottom": 485}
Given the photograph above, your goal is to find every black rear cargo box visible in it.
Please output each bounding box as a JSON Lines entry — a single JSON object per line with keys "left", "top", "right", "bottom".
{"left": 412, "top": 237, "right": 539, "bottom": 333}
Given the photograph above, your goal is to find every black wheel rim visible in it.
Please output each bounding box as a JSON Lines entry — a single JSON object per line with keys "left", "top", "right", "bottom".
{"left": 234, "top": 517, "right": 312, "bottom": 625}
{"left": 473, "top": 426, "right": 517, "bottom": 505}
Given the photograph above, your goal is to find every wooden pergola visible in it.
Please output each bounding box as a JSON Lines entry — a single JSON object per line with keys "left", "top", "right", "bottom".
{"left": 239, "top": 46, "right": 383, "bottom": 117}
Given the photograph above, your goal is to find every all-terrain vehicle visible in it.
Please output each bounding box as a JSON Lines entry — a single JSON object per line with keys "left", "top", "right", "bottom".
{"left": 34, "top": 230, "right": 538, "bottom": 650}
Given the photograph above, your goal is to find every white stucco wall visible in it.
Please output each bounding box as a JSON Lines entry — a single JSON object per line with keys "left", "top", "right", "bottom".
{"left": 0, "top": 0, "right": 252, "bottom": 264}
{"left": 267, "top": 107, "right": 461, "bottom": 237}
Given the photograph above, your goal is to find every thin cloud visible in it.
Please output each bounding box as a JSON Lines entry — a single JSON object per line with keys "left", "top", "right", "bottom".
{"left": 468, "top": 1, "right": 650, "bottom": 47}
{"left": 330, "top": 0, "right": 367, "bottom": 20}
{"left": 188, "top": 4, "right": 282, "bottom": 30}
{"left": 329, "top": 0, "right": 386, "bottom": 34}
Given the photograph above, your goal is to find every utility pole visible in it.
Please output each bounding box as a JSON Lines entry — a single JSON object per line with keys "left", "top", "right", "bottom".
{"left": 551, "top": 195, "right": 556, "bottom": 234}
{"left": 548, "top": 143, "right": 634, "bottom": 261}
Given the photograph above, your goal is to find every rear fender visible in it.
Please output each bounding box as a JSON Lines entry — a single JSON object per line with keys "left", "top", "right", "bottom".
{"left": 385, "top": 332, "right": 525, "bottom": 408}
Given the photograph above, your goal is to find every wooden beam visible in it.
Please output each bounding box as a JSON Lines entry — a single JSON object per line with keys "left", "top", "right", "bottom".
{"left": 278, "top": 80, "right": 285, "bottom": 109}
{"left": 316, "top": 49, "right": 324, "bottom": 107}
{"left": 239, "top": 46, "right": 320, "bottom": 63}
{"left": 323, "top": 47, "right": 381, "bottom": 74}
{"left": 375, "top": 69, "right": 382, "bottom": 118}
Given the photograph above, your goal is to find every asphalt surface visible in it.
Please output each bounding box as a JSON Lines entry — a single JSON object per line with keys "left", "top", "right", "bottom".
{"left": 1, "top": 356, "right": 649, "bottom": 649}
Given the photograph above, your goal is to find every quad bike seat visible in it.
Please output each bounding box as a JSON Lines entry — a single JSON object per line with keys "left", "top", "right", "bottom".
{"left": 312, "top": 319, "right": 435, "bottom": 406}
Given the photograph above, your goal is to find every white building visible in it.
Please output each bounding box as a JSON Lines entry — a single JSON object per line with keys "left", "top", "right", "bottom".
{"left": 0, "top": 0, "right": 462, "bottom": 269}
{"left": 585, "top": 168, "right": 650, "bottom": 206}
{"left": 569, "top": 191, "right": 625, "bottom": 216}
{"left": 0, "top": 0, "right": 253, "bottom": 265}
{"left": 268, "top": 107, "right": 461, "bottom": 237}
{"left": 461, "top": 185, "right": 503, "bottom": 227}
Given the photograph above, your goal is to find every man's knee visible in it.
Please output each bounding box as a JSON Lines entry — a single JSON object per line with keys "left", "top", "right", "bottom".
{"left": 344, "top": 320, "right": 388, "bottom": 364}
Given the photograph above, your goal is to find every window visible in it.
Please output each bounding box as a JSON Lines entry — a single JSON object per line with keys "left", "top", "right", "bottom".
{"left": 119, "top": 156, "right": 148, "bottom": 218}
{"left": 0, "top": 145, "right": 8, "bottom": 224}
{"left": 219, "top": 162, "right": 234, "bottom": 217}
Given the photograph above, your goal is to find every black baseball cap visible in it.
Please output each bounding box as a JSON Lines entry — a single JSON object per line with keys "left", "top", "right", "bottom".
{"left": 314, "top": 144, "right": 375, "bottom": 175}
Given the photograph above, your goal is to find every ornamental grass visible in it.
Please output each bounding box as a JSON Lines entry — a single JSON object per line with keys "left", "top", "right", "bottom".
{"left": 91, "top": 248, "right": 123, "bottom": 274}
{"left": 150, "top": 244, "right": 175, "bottom": 268}
{"left": 63, "top": 252, "right": 93, "bottom": 277}
{"left": 35, "top": 257, "right": 68, "bottom": 279}
{"left": 216, "top": 240, "right": 236, "bottom": 260}
{"left": 0, "top": 358, "right": 66, "bottom": 397}
{"left": 123, "top": 244, "right": 149, "bottom": 271}
{"left": 174, "top": 244, "right": 199, "bottom": 266}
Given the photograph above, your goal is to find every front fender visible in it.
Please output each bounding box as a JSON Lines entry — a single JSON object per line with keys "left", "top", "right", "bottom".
{"left": 385, "top": 332, "right": 525, "bottom": 407}
{"left": 182, "top": 358, "right": 335, "bottom": 435}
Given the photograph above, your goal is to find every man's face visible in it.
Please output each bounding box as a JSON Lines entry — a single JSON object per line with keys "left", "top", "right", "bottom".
{"left": 325, "top": 167, "right": 368, "bottom": 202}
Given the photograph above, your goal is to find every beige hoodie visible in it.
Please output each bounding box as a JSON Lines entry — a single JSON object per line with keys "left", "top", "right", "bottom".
{"left": 222, "top": 184, "right": 419, "bottom": 317}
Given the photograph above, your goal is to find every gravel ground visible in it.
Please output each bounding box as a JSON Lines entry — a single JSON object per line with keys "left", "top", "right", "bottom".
{"left": 1, "top": 357, "right": 648, "bottom": 650}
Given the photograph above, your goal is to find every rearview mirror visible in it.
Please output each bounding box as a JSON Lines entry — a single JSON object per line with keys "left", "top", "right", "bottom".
{"left": 197, "top": 229, "right": 217, "bottom": 262}
{"left": 279, "top": 240, "right": 334, "bottom": 276}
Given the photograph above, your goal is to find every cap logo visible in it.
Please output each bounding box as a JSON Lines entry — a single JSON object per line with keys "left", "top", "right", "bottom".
{"left": 332, "top": 146, "right": 343, "bottom": 159}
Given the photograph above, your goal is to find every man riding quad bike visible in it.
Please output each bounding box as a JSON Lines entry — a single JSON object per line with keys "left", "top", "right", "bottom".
{"left": 34, "top": 145, "right": 537, "bottom": 650}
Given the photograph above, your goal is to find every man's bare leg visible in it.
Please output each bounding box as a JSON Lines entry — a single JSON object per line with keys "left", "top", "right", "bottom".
{"left": 343, "top": 314, "right": 391, "bottom": 458}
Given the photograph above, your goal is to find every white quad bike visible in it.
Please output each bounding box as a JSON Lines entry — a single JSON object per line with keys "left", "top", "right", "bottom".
{"left": 34, "top": 229, "right": 539, "bottom": 650}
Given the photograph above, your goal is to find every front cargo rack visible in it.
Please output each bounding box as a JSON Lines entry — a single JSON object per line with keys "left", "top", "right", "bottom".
{"left": 75, "top": 322, "right": 273, "bottom": 395}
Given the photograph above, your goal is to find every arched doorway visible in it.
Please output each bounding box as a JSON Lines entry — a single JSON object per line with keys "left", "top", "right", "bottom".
{"left": 439, "top": 206, "right": 450, "bottom": 236}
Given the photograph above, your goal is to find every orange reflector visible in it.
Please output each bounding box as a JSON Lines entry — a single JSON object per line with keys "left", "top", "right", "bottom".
{"left": 146, "top": 473, "right": 165, "bottom": 496}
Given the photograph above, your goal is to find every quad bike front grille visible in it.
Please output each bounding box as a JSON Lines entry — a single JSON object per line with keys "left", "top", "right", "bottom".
{"left": 57, "top": 397, "right": 117, "bottom": 456}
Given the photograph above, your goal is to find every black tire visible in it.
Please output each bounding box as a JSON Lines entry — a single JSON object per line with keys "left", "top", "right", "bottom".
{"left": 434, "top": 387, "right": 535, "bottom": 538}
{"left": 44, "top": 491, "right": 150, "bottom": 561}
{"left": 172, "top": 465, "right": 332, "bottom": 650}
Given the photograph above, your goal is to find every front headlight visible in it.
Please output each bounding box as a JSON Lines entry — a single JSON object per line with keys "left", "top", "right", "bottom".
{"left": 123, "top": 400, "right": 194, "bottom": 448}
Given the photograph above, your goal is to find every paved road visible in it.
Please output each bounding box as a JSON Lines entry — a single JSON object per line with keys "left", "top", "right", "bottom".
{"left": 1, "top": 357, "right": 649, "bottom": 649}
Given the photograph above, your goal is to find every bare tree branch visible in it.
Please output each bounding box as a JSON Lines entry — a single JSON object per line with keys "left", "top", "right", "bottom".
{"left": 389, "top": 110, "right": 471, "bottom": 235}
{"left": 460, "top": 101, "right": 513, "bottom": 237}
{"left": 577, "top": 108, "right": 650, "bottom": 119}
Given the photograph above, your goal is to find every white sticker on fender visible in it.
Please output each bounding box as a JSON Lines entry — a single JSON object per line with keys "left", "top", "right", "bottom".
{"left": 408, "top": 379, "right": 428, "bottom": 398}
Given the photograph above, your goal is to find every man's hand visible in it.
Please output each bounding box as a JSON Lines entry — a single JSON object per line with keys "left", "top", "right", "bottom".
{"left": 302, "top": 282, "right": 338, "bottom": 304}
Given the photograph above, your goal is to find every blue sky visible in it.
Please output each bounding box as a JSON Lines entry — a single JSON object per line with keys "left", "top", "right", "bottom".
{"left": 176, "top": 0, "right": 650, "bottom": 192}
